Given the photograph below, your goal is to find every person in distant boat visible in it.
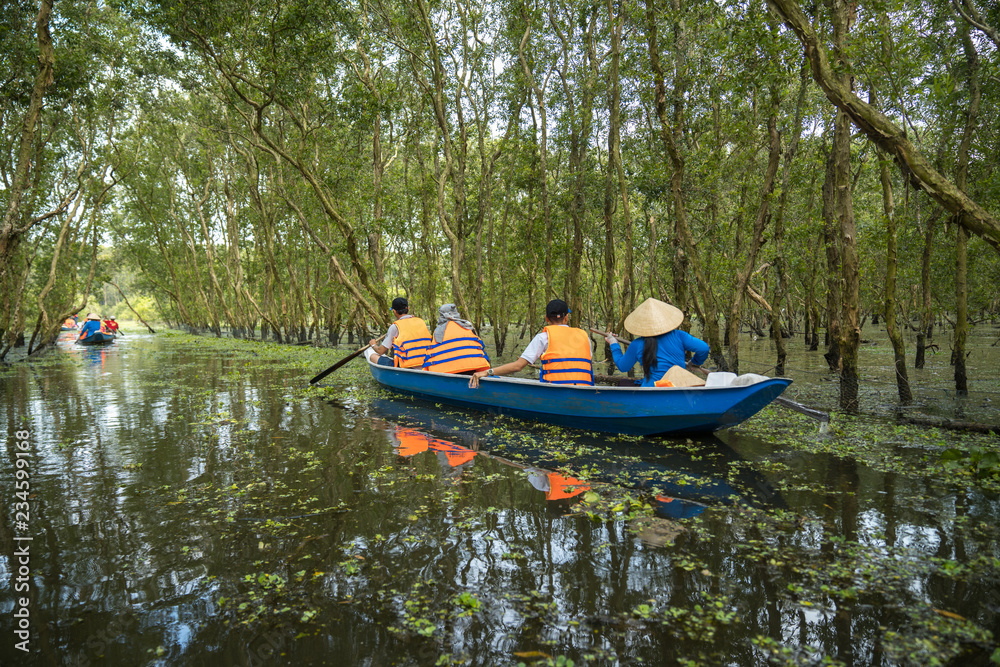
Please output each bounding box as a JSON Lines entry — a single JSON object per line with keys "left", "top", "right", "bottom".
{"left": 62, "top": 317, "right": 77, "bottom": 329}
{"left": 367, "top": 297, "right": 434, "bottom": 368}
{"left": 103, "top": 316, "right": 120, "bottom": 334}
{"left": 77, "top": 313, "right": 103, "bottom": 340}
{"left": 422, "top": 303, "right": 490, "bottom": 374}
{"left": 604, "top": 297, "right": 709, "bottom": 387}
{"left": 468, "top": 299, "right": 593, "bottom": 388}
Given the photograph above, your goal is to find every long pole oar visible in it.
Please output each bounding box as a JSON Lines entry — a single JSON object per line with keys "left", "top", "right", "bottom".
{"left": 588, "top": 327, "right": 829, "bottom": 423}
{"left": 309, "top": 344, "right": 371, "bottom": 385}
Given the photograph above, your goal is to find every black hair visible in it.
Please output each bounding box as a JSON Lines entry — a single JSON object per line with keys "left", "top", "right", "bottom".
{"left": 641, "top": 336, "right": 658, "bottom": 380}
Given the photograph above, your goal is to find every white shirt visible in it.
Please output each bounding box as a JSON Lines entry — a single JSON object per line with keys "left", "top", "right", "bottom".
{"left": 519, "top": 325, "right": 593, "bottom": 365}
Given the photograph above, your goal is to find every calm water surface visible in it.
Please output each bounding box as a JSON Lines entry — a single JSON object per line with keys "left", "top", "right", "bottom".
{"left": 1, "top": 327, "right": 999, "bottom": 666}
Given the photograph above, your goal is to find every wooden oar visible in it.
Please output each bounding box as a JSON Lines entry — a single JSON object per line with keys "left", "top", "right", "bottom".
{"left": 309, "top": 344, "right": 371, "bottom": 385}
{"left": 589, "top": 327, "right": 830, "bottom": 423}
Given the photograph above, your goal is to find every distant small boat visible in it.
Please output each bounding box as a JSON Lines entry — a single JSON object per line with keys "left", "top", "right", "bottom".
{"left": 367, "top": 358, "right": 792, "bottom": 436}
{"left": 77, "top": 331, "right": 115, "bottom": 346}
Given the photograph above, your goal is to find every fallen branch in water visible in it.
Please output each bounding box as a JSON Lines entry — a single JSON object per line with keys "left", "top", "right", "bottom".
{"left": 897, "top": 415, "right": 1000, "bottom": 435}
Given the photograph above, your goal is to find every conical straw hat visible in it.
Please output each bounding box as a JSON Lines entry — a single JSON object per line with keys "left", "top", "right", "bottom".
{"left": 623, "top": 298, "right": 683, "bottom": 337}
{"left": 86, "top": 312, "right": 100, "bottom": 320}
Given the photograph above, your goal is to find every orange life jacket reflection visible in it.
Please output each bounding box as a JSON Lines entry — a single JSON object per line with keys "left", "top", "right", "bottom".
{"left": 430, "top": 441, "right": 477, "bottom": 467}
{"left": 539, "top": 326, "right": 594, "bottom": 386}
{"left": 546, "top": 473, "right": 589, "bottom": 500}
{"left": 392, "top": 317, "right": 433, "bottom": 368}
{"left": 422, "top": 321, "right": 490, "bottom": 373}
{"left": 395, "top": 429, "right": 431, "bottom": 457}
{"left": 394, "top": 428, "right": 476, "bottom": 467}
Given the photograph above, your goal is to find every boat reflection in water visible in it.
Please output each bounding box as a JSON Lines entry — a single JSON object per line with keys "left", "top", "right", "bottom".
{"left": 365, "top": 397, "right": 784, "bottom": 521}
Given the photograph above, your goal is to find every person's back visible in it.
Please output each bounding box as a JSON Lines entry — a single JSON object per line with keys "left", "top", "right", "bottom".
{"left": 539, "top": 325, "right": 594, "bottom": 386}
{"left": 423, "top": 320, "right": 490, "bottom": 374}
{"left": 391, "top": 316, "right": 433, "bottom": 368}
{"left": 78, "top": 316, "right": 101, "bottom": 339}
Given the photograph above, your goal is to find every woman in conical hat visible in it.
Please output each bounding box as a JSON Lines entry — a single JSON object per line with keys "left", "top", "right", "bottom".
{"left": 77, "top": 313, "right": 103, "bottom": 341}
{"left": 603, "top": 297, "right": 709, "bottom": 387}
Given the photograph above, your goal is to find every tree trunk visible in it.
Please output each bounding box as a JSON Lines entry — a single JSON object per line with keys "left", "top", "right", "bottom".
{"left": 952, "top": 20, "right": 981, "bottom": 395}
{"left": 915, "top": 207, "right": 938, "bottom": 369}
{"left": 0, "top": 0, "right": 55, "bottom": 290}
{"left": 821, "top": 137, "right": 842, "bottom": 372}
{"left": 829, "top": 0, "right": 861, "bottom": 412}
{"left": 767, "top": 0, "right": 1000, "bottom": 254}
{"left": 645, "top": 0, "right": 725, "bottom": 369}
{"left": 726, "top": 93, "right": 782, "bottom": 375}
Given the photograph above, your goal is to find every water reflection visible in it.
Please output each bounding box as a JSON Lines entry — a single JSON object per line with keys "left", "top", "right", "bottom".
{"left": 1, "top": 333, "right": 998, "bottom": 666}
{"left": 366, "top": 395, "right": 781, "bottom": 519}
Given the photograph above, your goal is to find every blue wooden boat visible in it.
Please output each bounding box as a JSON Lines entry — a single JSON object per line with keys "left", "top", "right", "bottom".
{"left": 77, "top": 331, "right": 116, "bottom": 346}
{"left": 367, "top": 358, "right": 792, "bottom": 436}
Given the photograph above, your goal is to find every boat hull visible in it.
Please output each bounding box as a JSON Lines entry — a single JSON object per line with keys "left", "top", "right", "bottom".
{"left": 77, "top": 332, "right": 115, "bottom": 345}
{"left": 367, "top": 359, "right": 791, "bottom": 436}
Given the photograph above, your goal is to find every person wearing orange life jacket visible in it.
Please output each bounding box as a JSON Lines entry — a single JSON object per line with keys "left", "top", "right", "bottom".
{"left": 468, "top": 299, "right": 593, "bottom": 388}
{"left": 367, "top": 297, "right": 434, "bottom": 368}
{"left": 422, "top": 303, "right": 490, "bottom": 374}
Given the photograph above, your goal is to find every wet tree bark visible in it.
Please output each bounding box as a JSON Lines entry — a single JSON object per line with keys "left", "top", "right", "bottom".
{"left": 871, "top": 14, "right": 912, "bottom": 406}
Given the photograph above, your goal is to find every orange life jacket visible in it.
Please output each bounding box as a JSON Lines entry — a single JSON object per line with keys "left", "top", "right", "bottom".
{"left": 539, "top": 326, "right": 594, "bottom": 386}
{"left": 422, "top": 321, "right": 490, "bottom": 374}
{"left": 392, "top": 316, "right": 433, "bottom": 368}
